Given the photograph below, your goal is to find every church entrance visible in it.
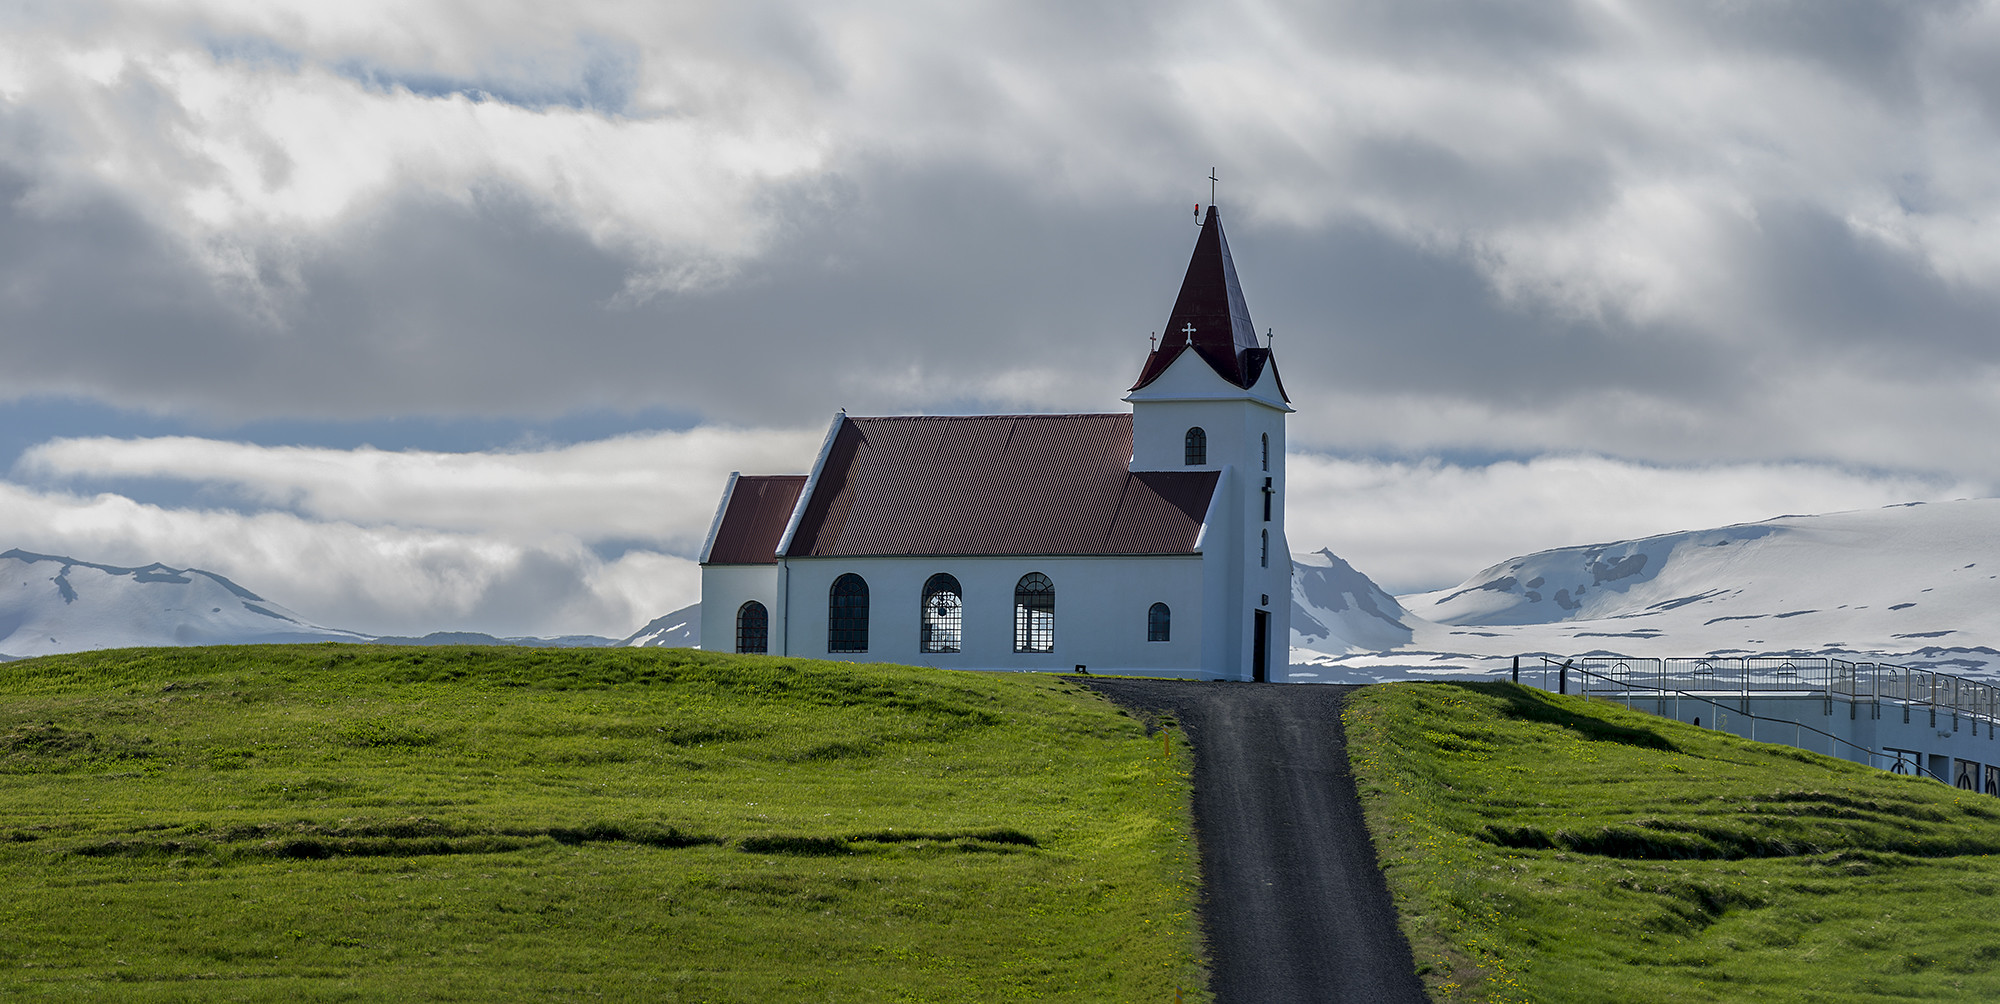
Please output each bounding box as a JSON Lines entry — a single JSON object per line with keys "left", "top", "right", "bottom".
{"left": 1252, "top": 609, "right": 1269, "bottom": 683}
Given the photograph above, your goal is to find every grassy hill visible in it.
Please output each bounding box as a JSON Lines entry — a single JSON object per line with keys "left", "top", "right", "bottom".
{"left": 0, "top": 646, "right": 1205, "bottom": 1001}
{"left": 1345, "top": 681, "right": 2000, "bottom": 1003}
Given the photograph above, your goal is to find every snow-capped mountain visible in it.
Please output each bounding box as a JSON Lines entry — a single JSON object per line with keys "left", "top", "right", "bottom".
{"left": 621, "top": 604, "right": 700, "bottom": 648}
{"left": 1291, "top": 548, "right": 1414, "bottom": 653}
{"left": 1292, "top": 498, "right": 2000, "bottom": 681}
{"left": 0, "top": 549, "right": 370, "bottom": 657}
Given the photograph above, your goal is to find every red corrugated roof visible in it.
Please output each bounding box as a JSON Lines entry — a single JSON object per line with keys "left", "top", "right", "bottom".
{"left": 706, "top": 475, "right": 808, "bottom": 564}
{"left": 784, "top": 415, "right": 1217, "bottom": 557}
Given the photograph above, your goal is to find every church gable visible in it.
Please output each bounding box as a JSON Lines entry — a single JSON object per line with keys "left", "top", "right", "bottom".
{"left": 784, "top": 414, "right": 1217, "bottom": 557}
{"left": 703, "top": 475, "right": 807, "bottom": 565}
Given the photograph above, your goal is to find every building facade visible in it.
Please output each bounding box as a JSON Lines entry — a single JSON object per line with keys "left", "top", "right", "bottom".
{"left": 699, "top": 205, "right": 1292, "bottom": 681}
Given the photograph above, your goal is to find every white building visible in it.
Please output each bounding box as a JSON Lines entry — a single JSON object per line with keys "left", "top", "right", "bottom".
{"left": 698, "top": 206, "right": 1292, "bottom": 681}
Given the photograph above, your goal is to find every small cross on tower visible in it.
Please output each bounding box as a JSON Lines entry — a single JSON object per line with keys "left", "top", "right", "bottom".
{"left": 1209, "top": 168, "right": 1219, "bottom": 207}
{"left": 1181, "top": 322, "right": 1197, "bottom": 344}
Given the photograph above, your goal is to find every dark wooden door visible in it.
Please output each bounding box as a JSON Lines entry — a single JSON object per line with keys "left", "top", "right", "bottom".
{"left": 1252, "top": 609, "right": 1269, "bottom": 683}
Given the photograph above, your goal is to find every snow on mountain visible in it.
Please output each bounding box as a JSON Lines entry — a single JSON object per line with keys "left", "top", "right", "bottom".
{"left": 1291, "top": 548, "right": 1415, "bottom": 653}
{"left": 1294, "top": 498, "right": 2000, "bottom": 681}
{"left": 0, "top": 549, "right": 369, "bottom": 657}
{"left": 622, "top": 603, "right": 700, "bottom": 648}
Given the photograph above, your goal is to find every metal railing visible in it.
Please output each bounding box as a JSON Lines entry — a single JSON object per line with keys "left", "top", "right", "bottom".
{"left": 1534, "top": 656, "right": 1952, "bottom": 784}
{"left": 1520, "top": 655, "right": 2000, "bottom": 737}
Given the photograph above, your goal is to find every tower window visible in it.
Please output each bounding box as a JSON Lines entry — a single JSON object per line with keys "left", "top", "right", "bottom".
{"left": 1262, "top": 433, "right": 1269, "bottom": 471}
{"left": 920, "top": 573, "right": 963, "bottom": 653}
{"left": 1148, "top": 602, "right": 1171, "bottom": 642}
{"left": 1184, "top": 427, "right": 1206, "bottom": 466}
{"left": 1014, "top": 572, "right": 1055, "bottom": 653}
{"left": 1261, "top": 529, "right": 1269, "bottom": 568}
{"left": 829, "top": 573, "right": 869, "bottom": 652}
{"left": 736, "top": 601, "right": 768, "bottom": 654}
{"left": 1263, "top": 476, "right": 1273, "bottom": 522}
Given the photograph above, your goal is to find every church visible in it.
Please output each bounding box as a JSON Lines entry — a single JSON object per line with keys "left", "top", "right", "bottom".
{"left": 698, "top": 204, "right": 1292, "bottom": 681}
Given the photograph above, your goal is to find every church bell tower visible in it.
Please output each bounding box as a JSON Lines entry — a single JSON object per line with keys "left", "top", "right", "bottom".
{"left": 1127, "top": 203, "right": 1292, "bottom": 681}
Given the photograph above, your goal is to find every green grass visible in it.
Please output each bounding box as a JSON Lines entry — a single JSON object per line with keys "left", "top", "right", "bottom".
{"left": 1345, "top": 681, "right": 2000, "bottom": 1003}
{"left": 0, "top": 645, "right": 1205, "bottom": 1001}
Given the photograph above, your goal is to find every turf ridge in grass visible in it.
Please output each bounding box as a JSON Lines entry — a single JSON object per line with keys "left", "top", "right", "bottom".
{"left": 0, "top": 645, "right": 1207, "bottom": 1001}
{"left": 1345, "top": 681, "right": 2000, "bottom": 1003}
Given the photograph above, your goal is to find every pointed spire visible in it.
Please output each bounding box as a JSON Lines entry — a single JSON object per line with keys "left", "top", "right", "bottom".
{"left": 1131, "top": 205, "right": 1271, "bottom": 392}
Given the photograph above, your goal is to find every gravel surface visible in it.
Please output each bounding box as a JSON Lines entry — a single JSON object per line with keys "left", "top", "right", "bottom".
{"left": 1082, "top": 679, "right": 1429, "bottom": 1004}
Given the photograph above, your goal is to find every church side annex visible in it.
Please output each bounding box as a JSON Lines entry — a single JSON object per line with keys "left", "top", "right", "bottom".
{"left": 698, "top": 203, "right": 1293, "bottom": 681}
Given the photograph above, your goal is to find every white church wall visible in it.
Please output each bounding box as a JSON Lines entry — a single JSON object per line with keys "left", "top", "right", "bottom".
{"left": 1243, "top": 366, "right": 1291, "bottom": 681}
{"left": 1129, "top": 351, "right": 1293, "bottom": 681}
{"left": 1201, "top": 465, "right": 1243, "bottom": 679}
{"left": 778, "top": 554, "right": 1207, "bottom": 677}
{"left": 1126, "top": 352, "right": 1289, "bottom": 472}
{"left": 698, "top": 564, "right": 780, "bottom": 653}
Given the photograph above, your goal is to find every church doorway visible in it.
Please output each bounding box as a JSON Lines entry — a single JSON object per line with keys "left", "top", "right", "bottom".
{"left": 1252, "top": 610, "right": 1269, "bottom": 683}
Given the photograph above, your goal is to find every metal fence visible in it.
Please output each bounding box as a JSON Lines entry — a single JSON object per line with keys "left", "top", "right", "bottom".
{"left": 1534, "top": 655, "right": 2000, "bottom": 732}
{"left": 1531, "top": 656, "right": 1965, "bottom": 783}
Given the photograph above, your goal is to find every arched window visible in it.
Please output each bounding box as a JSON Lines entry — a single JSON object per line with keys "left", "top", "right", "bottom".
{"left": 1148, "top": 602, "right": 1171, "bottom": 642}
{"left": 736, "top": 601, "right": 769, "bottom": 654}
{"left": 1014, "top": 572, "right": 1055, "bottom": 653}
{"left": 1261, "top": 433, "right": 1269, "bottom": 471}
{"left": 920, "top": 573, "right": 962, "bottom": 653}
{"left": 828, "top": 573, "right": 869, "bottom": 652}
{"left": 1184, "top": 427, "right": 1206, "bottom": 466}
{"left": 1260, "top": 529, "right": 1269, "bottom": 568}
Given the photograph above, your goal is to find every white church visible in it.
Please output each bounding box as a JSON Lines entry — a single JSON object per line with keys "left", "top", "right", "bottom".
{"left": 698, "top": 205, "right": 1292, "bottom": 681}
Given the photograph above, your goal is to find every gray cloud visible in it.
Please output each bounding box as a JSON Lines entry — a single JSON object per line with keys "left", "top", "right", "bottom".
{"left": 2, "top": 0, "right": 2000, "bottom": 482}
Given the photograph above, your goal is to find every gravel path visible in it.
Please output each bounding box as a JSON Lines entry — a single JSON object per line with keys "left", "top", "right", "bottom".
{"left": 1082, "top": 679, "right": 1428, "bottom": 1004}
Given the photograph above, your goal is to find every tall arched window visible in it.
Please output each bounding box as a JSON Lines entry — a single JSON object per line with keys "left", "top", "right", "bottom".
{"left": 1260, "top": 529, "right": 1269, "bottom": 568}
{"left": 1148, "top": 602, "right": 1171, "bottom": 642}
{"left": 1014, "top": 572, "right": 1055, "bottom": 653}
{"left": 736, "top": 601, "right": 769, "bottom": 654}
{"left": 1184, "top": 427, "right": 1206, "bottom": 466}
{"left": 828, "top": 573, "right": 869, "bottom": 652}
{"left": 1262, "top": 433, "right": 1269, "bottom": 471}
{"left": 920, "top": 573, "right": 963, "bottom": 653}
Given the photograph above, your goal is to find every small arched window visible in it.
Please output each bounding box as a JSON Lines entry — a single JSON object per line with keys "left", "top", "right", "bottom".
{"left": 1014, "top": 572, "right": 1055, "bottom": 653}
{"left": 829, "top": 573, "right": 869, "bottom": 653}
{"left": 920, "top": 573, "right": 963, "bottom": 654}
{"left": 1262, "top": 433, "right": 1269, "bottom": 471}
{"left": 736, "top": 601, "right": 769, "bottom": 654}
{"left": 1261, "top": 529, "right": 1269, "bottom": 568}
{"left": 1148, "top": 602, "right": 1171, "bottom": 642}
{"left": 1184, "top": 427, "right": 1206, "bottom": 466}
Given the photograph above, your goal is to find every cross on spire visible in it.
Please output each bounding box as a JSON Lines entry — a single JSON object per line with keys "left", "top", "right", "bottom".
{"left": 1181, "top": 321, "right": 1197, "bottom": 344}
{"left": 1209, "top": 168, "right": 1219, "bottom": 206}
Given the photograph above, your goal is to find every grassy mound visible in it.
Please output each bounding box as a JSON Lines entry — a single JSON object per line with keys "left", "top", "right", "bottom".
{"left": 0, "top": 645, "right": 1204, "bottom": 1001}
{"left": 1346, "top": 682, "right": 2000, "bottom": 1003}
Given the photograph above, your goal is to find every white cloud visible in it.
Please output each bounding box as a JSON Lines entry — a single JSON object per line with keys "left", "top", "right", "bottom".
{"left": 0, "top": 480, "right": 695, "bottom": 638}
{"left": 3, "top": 423, "right": 831, "bottom": 637}
{"left": 1287, "top": 452, "right": 1987, "bottom": 594}
{"left": 16, "top": 424, "right": 826, "bottom": 551}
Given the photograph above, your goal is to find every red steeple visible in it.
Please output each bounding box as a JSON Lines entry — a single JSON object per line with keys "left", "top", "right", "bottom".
{"left": 1130, "top": 205, "right": 1282, "bottom": 397}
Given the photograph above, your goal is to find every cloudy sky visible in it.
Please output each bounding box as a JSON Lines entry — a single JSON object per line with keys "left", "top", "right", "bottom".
{"left": 3, "top": 0, "right": 1998, "bottom": 637}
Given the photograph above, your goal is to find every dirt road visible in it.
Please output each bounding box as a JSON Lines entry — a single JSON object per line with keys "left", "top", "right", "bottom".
{"left": 1083, "top": 679, "right": 1428, "bottom": 1004}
